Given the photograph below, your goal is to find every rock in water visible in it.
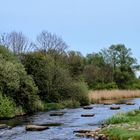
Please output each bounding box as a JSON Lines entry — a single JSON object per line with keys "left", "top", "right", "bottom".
{"left": 110, "top": 106, "right": 120, "bottom": 110}
{"left": 126, "top": 102, "right": 135, "bottom": 105}
{"left": 50, "top": 112, "right": 64, "bottom": 116}
{"left": 81, "top": 114, "right": 95, "bottom": 117}
{"left": 26, "top": 125, "right": 49, "bottom": 131}
{"left": 83, "top": 106, "right": 93, "bottom": 109}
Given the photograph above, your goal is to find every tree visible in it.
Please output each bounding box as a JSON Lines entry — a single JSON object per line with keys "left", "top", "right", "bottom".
{"left": 22, "top": 51, "right": 72, "bottom": 102}
{"left": 0, "top": 31, "right": 33, "bottom": 57}
{"left": 101, "top": 44, "right": 138, "bottom": 88}
{"left": 67, "top": 51, "right": 84, "bottom": 78}
{"left": 36, "top": 31, "right": 68, "bottom": 53}
{"left": 84, "top": 52, "right": 114, "bottom": 88}
{"left": 0, "top": 45, "right": 42, "bottom": 112}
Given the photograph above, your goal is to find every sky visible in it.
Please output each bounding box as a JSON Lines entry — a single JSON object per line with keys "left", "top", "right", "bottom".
{"left": 0, "top": 0, "right": 140, "bottom": 63}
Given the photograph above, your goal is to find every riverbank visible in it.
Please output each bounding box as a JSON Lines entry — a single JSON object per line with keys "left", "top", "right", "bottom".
{"left": 89, "top": 90, "right": 140, "bottom": 103}
{"left": 0, "top": 100, "right": 82, "bottom": 120}
{"left": 100, "top": 109, "right": 140, "bottom": 140}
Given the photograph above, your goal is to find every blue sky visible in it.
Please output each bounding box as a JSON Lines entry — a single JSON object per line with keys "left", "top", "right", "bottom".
{"left": 0, "top": 0, "right": 140, "bottom": 63}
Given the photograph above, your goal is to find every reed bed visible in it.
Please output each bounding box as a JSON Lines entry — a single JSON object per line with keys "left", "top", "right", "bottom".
{"left": 89, "top": 90, "right": 140, "bottom": 102}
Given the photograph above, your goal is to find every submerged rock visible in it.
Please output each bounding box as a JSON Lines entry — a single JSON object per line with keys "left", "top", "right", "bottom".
{"left": 50, "top": 112, "right": 64, "bottom": 116}
{"left": 126, "top": 102, "right": 135, "bottom": 105}
{"left": 83, "top": 106, "right": 93, "bottom": 109}
{"left": 110, "top": 106, "right": 120, "bottom": 110}
{"left": 74, "top": 129, "right": 93, "bottom": 133}
{"left": 81, "top": 114, "right": 95, "bottom": 117}
{"left": 26, "top": 125, "right": 49, "bottom": 131}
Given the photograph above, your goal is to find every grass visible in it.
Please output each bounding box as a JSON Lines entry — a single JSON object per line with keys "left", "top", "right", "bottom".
{"left": 43, "top": 100, "right": 80, "bottom": 110}
{"left": 89, "top": 90, "right": 140, "bottom": 103}
{"left": 101, "top": 110, "right": 140, "bottom": 140}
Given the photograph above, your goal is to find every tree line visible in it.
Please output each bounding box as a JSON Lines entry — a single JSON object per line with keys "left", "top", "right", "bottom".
{"left": 0, "top": 31, "right": 139, "bottom": 118}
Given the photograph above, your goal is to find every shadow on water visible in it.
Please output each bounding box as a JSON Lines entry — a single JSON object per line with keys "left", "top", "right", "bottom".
{"left": 0, "top": 98, "right": 140, "bottom": 140}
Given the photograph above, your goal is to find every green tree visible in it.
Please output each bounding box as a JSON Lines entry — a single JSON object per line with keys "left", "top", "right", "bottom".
{"left": 67, "top": 51, "right": 84, "bottom": 78}
{"left": 0, "top": 46, "right": 42, "bottom": 112}
{"left": 101, "top": 44, "right": 138, "bottom": 88}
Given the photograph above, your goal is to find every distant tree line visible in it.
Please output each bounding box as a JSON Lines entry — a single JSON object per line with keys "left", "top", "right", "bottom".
{"left": 0, "top": 31, "right": 139, "bottom": 118}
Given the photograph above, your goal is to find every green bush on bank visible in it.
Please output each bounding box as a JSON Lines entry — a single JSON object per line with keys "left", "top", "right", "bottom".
{"left": 66, "top": 82, "right": 90, "bottom": 106}
{"left": 22, "top": 52, "right": 90, "bottom": 106}
{"left": 0, "top": 46, "right": 43, "bottom": 113}
{"left": 0, "top": 92, "right": 23, "bottom": 118}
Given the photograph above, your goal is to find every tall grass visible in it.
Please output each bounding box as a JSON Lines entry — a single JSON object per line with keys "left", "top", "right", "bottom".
{"left": 89, "top": 90, "right": 140, "bottom": 102}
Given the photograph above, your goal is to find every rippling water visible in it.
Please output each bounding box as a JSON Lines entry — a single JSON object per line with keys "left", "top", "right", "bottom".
{"left": 0, "top": 98, "right": 140, "bottom": 140}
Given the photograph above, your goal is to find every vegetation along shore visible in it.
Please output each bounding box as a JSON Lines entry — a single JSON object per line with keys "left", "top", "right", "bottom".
{"left": 0, "top": 31, "right": 140, "bottom": 120}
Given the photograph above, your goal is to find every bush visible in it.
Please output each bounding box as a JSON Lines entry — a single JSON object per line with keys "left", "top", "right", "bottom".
{"left": 0, "top": 46, "right": 41, "bottom": 113}
{"left": 0, "top": 92, "right": 22, "bottom": 118}
{"left": 91, "top": 82, "right": 118, "bottom": 90}
{"left": 22, "top": 52, "right": 73, "bottom": 102}
{"left": 61, "top": 100, "right": 80, "bottom": 108}
{"left": 43, "top": 102, "right": 64, "bottom": 110}
{"left": 67, "top": 82, "right": 90, "bottom": 106}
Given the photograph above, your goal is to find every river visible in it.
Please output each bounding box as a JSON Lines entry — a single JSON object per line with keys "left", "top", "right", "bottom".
{"left": 0, "top": 98, "right": 140, "bottom": 140}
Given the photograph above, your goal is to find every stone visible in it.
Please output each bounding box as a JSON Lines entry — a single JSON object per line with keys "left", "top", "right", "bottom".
{"left": 126, "top": 102, "right": 135, "bottom": 105}
{"left": 104, "top": 103, "right": 112, "bottom": 105}
{"left": 50, "top": 112, "right": 64, "bottom": 116}
{"left": 74, "top": 129, "right": 93, "bottom": 133}
{"left": 26, "top": 125, "right": 49, "bottom": 131}
{"left": 81, "top": 114, "right": 95, "bottom": 117}
{"left": 83, "top": 106, "right": 93, "bottom": 109}
{"left": 110, "top": 106, "right": 120, "bottom": 110}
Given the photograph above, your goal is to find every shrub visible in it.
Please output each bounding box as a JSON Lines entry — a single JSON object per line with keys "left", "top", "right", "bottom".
{"left": 0, "top": 46, "right": 41, "bottom": 113}
{"left": 61, "top": 100, "right": 80, "bottom": 108}
{"left": 91, "top": 82, "right": 118, "bottom": 90}
{"left": 0, "top": 92, "right": 20, "bottom": 118}
{"left": 67, "top": 82, "right": 90, "bottom": 106}
{"left": 22, "top": 52, "right": 73, "bottom": 102}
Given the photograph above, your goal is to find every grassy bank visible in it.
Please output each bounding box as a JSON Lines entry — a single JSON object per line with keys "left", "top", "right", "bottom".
{"left": 43, "top": 100, "right": 81, "bottom": 110}
{"left": 101, "top": 110, "right": 140, "bottom": 140}
{"left": 89, "top": 90, "right": 140, "bottom": 103}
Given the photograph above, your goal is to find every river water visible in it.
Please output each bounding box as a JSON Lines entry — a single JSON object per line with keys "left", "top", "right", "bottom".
{"left": 0, "top": 98, "right": 140, "bottom": 140}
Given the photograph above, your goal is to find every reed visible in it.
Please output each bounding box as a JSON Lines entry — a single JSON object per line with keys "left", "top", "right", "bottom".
{"left": 89, "top": 90, "right": 140, "bottom": 102}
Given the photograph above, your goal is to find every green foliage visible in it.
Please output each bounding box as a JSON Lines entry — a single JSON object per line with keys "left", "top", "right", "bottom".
{"left": 61, "top": 100, "right": 80, "bottom": 108}
{"left": 67, "top": 82, "right": 89, "bottom": 106}
{"left": 0, "top": 45, "right": 42, "bottom": 113}
{"left": 44, "top": 100, "right": 80, "bottom": 110}
{"left": 22, "top": 52, "right": 89, "bottom": 105}
{"left": 0, "top": 92, "right": 21, "bottom": 118}
{"left": 22, "top": 52, "right": 72, "bottom": 102}
{"left": 95, "top": 82, "right": 118, "bottom": 90}
{"left": 131, "top": 79, "right": 140, "bottom": 89}
{"left": 0, "top": 45, "right": 17, "bottom": 62}
{"left": 67, "top": 51, "right": 84, "bottom": 78}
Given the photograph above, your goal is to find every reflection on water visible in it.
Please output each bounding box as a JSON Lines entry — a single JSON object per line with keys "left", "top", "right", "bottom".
{"left": 0, "top": 98, "right": 140, "bottom": 140}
